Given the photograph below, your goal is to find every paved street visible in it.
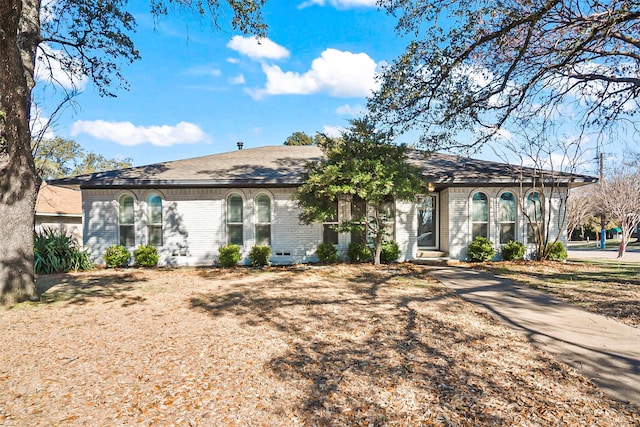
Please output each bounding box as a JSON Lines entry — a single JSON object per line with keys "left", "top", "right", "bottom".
{"left": 568, "top": 245, "right": 640, "bottom": 262}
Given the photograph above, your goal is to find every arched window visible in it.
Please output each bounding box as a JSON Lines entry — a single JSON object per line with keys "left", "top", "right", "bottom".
{"left": 499, "top": 192, "right": 516, "bottom": 244}
{"left": 227, "top": 194, "right": 244, "bottom": 245}
{"left": 527, "top": 192, "right": 543, "bottom": 241}
{"left": 255, "top": 194, "right": 271, "bottom": 246}
{"left": 119, "top": 195, "right": 135, "bottom": 246}
{"left": 147, "top": 194, "right": 163, "bottom": 246}
{"left": 471, "top": 192, "right": 488, "bottom": 239}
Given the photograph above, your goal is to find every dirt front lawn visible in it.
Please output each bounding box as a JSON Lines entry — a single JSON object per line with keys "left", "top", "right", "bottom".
{"left": 1, "top": 265, "right": 638, "bottom": 426}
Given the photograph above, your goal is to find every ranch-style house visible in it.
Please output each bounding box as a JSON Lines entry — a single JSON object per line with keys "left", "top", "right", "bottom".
{"left": 51, "top": 145, "right": 597, "bottom": 266}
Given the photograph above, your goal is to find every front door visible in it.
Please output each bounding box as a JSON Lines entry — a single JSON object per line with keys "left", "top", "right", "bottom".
{"left": 417, "top": 195, "right": 438, "bottom": 249}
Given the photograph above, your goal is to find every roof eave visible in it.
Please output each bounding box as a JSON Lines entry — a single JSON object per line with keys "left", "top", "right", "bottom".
{"left": 78, "top": 178, "right": 305, "bottom": 189}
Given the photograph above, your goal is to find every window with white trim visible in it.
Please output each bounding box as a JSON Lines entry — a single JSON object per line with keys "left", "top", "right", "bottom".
{"left": 323, "top": 199, "right": 339, "bottom": 245}
{"left": 147, "top": 194, "right": 163, "bottom": 246}
{"left": 526, "top": 192, "right": 543, "bottom": 241}
{"left": 227, "top": 194, "right": 243, "bottom": 245}
{"left": 380, "top": 196, "right": 395, "bottom": 240}
{"left": 471, "top": 192, "right": 488, "bottom": 239}
{"left": 350, "top": 196, "right": 367, "bottom": 244}
{"left": 119, "top": 195, "right": 135, "bottom": 246}
{"left": 255, "top": 194, "right": 271, "bottom": 246}
{"left": 499, "top": 192, "right": 516, "bottom": 244}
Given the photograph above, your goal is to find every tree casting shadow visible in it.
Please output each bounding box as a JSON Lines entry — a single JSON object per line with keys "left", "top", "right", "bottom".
{"left": 34, "top": 270, "right": 148, "bottom": 306}
{"left": 188, "top": 267, "right": 600, "bottom": 424}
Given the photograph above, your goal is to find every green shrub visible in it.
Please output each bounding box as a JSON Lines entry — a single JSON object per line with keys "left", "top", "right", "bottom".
{"left": 104, "top": 245, "right": 130, "bottom": 268}
{"left": 316, "top": 242, "right": 339, "bottom": 263}
{"left": 545, "top": 241, "right": 568, "bottom": 261}
{"left": 348, "top": 242, "right": 371, "bottom": 263}
{"left": 219, "top": 244, "right": 242, "bottom": 267}
{"left": 34, "top": 228, "right": 94, "bottom": 274}
{"left": 501, "top": 240, "right": 525, "bottom": 261}
{"left": 249, "top": 245, "right": 271, "bottom": 267}
{"left": 380, "top": 240, "right": 401, "bottom": 263}
{"left": 467, "top": 236, "right": 496, "bottom": 262}
{"left": 134, "top": 244, "right": 159, "bottom": 267}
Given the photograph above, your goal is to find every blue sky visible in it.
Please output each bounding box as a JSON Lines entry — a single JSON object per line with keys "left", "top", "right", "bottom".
{"left": 35, "top": 1, "right": 410, "bottom": 167}
{"left": 33, "top": 0, "right": 626, "bottom": 176}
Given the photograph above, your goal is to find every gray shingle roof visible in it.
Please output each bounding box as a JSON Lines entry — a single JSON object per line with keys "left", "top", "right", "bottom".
{"left": 50, "top": 145, "right": 597, "bottom": 189}
{"left": 407, "top": 151, "right": 597, "bottom": 188}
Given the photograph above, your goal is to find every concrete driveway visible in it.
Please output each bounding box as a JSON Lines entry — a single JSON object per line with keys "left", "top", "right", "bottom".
{"left": 430, "top": 267, "right": 640, "bottom": 405}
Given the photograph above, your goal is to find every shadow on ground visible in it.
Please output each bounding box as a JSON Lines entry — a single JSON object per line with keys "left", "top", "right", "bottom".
{"left": 188, "top": 266, "right": 619, "bottom": 424}
{"left": 34, "top": 270, "right": 148, "bottom": 307}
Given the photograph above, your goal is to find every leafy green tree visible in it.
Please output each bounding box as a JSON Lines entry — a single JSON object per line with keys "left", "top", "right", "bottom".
{"left": 371, "top": 0, "right": 640, "bottom": 152}
{"left": 33, "top": 137, "right": 132, "bottom": 179}
{"left": 33, "top": 137, "right": 82, "bottom": 180}
{"left": 294, "top": 119, "right": 426, "bottom": 265}
{"left": 0, "top": 0, "right": 266, "bottom": 303}
{"left": 72, "top": 151, "right": 132, "bottom": 176}
{"left": 283, "top": 131, "right": 332, "bottom": 146}
{"left": 284, "top": 131, "right": 314, "bottom": 146}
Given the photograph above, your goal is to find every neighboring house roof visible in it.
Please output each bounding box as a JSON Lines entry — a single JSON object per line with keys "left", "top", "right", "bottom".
{"left": 49, "top": 145, "right": 598, "bottom": 189}
{"left": 36, "top": 182, "right": 82, "bottom": 217}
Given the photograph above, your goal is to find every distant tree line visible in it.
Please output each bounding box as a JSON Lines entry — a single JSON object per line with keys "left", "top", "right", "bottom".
{"left": 33, "top": 137, "right": 132, "bottom": 180}
{"left": 568, "top": 160, "right": 640, "bottom": 258}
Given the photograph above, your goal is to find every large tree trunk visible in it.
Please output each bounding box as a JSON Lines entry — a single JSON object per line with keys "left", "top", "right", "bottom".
{"left": 0, "top": 0, "right": 41, "bottom": 303}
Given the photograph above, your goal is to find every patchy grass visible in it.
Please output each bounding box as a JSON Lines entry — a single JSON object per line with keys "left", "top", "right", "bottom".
{"left": 0, "top": 265, "right": 637, "bottom": 425}
{"left": 478, "top": 260, "right": 640, "bottom": 328}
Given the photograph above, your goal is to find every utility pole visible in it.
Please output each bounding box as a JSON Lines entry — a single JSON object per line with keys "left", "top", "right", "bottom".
{"left": 599, "top": 152, "right": 606, "bottom": 250}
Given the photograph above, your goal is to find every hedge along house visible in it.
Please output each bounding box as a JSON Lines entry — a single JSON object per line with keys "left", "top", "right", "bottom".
{"left": 50, "top": 145, "right": 597, "bottom": 266}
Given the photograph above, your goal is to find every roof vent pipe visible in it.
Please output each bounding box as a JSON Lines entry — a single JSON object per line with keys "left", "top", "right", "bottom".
{"left": 237, "top": 141, "right": 244, "bottom": 150}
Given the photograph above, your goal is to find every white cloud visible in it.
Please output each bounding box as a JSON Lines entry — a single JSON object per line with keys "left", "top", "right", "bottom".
{"left": 336, "top": 104, "right": 365, "bottom": 116}
{"left": 249, "top": 48, "right": 379, "bottom": 99}
{"left": 299, "top": 0, "right": 377, "bottom": 8}
{"left": 322, "top": 125, "right": 345, "bottom": 137}
{"left": 227, "top": 57, "right": 240, "bottom": 64}
{"left": 35, "top": 44, "right": 87, "bottom": 90}
{"left": 30, "top": 105, "right": 55, "bottom": 140}
{"left": 231, "top": 74, "right": 246, "bottom": 84}
{"left": 70, "top": 120, "right": 211, "bottom": 147}
{"left": 227, "top": 36, "right": 289, "bottom": 60}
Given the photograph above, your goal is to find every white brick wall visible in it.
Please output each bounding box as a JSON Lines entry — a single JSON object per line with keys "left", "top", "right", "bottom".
{"left": 444, "top": 186, "right": 568, "bottom": 261}
{"left": 82, "top": 185, "right": 569, "bottom": 266}
{"left": 83, "top": 190, "right": 119, "bottom": 264}
{"left": 439, "top": 189, "right": 450, "bottom": 254}
{"left": 395, "top": 200, "right": 415, "bottom": 262}
{"left": 83, "top": 187, "right": 324, "bottom": 266}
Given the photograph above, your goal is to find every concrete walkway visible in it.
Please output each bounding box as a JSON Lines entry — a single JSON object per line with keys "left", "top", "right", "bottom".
{"left": 429, "top": 267, "right": 640, "bottom": 405}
